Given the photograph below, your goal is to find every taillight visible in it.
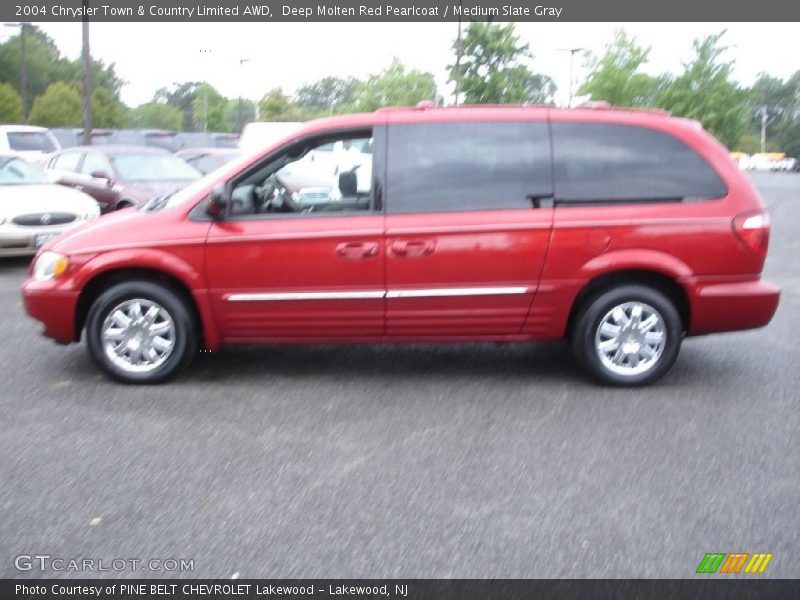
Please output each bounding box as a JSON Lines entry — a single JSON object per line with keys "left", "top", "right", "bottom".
{"left": 732, "top": 210, "right": 770, "bottom": 260}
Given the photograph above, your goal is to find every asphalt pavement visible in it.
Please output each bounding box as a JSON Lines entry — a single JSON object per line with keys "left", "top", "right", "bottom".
{"left": 1, "top": 172, "right": 797, "bottom": 578}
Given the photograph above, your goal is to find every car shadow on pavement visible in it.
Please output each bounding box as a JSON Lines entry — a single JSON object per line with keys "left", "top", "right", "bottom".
{"left": 53, "top": 337, "right": 726, "bottom": 389}
{"left": 0, "top": 256, "right": 32, "bottom": 270}
{"left": 184, "top": 342, "right": 581, "bottom": 384}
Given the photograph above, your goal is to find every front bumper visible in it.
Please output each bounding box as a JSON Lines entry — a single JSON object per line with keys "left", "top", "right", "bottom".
{"left": 0, "top": 223, "right": 79, "bottom": 257}
{"left": 22, "top": 280, "right": 80, "bottom": 343}
{"left": 687, "top": 278, "right": 781, "bottom": 335}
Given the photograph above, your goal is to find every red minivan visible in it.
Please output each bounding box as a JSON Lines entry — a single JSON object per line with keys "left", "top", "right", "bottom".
{"left": 22, "top": 105, "right": 780, "bottom": 386}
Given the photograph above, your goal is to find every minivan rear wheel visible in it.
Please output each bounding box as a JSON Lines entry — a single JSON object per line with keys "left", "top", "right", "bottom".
{"left": 571, "top": 285, "right": 682, "bottom": 386}
{"left": 86, "top": 281, "right": 196, "bottom": 383}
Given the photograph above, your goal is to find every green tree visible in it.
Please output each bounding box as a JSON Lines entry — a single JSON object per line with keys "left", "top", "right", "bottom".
{"left": 0, "top": 26, "right": 66, "bottom": 107}
{"left": 578, "top": 30, "right": 662, "bottom": 107}
{"left": 225, "top": 98, "right": 256, "bottom": 132}
{"left": 129, "top": 102, "right": 183, "bottom": 130}
{"left": 655, "top": 32, "right": 748, "bottom": 149}
{"left": 0, "top": 82, "right": 23, "bottom": 122}
{"left": 257, "top": 88, "right": 304, "bottom": 121}
{"left": 28, "top": 82, "right": 82, "bottom": 127}
{"left": 735, "top": 132, "right": 762, "bottom": 154}
{"left": 0, "top": 26, "right": 125, "bottom": 124}
{"left": 60, "top": 58, "right": 125, "bottom": 100}
{"left": 154, "top": 82, "right": 202, "bottom": 131}
{"left": 773, "top": 117, "right": 800, "bottom": 158}
{"left": 91, "top": 87, "right": 125, "bottom": 128}
{"left": 449, "top": 23, "right": 555, "bottom": 104}
{"left": 747, "top": 71, "right": 800, "bottom": 153}
{"left": 354, "top": 58, "right": 437, "bottom": 111}
{"left": 191, "top": 83, "right": 229, "bottom": 132}
{"left": 296, "top": 76, "right": 357, "bottom": 114}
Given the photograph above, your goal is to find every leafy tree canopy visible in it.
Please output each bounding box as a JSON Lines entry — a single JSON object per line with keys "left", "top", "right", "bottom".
{"left": 354, "top": 58, "right": 437, "bottom": 111}
{"left": 29, "top": 82, "right": 82, "bottom": 127}
{"left": 449, "top": 23, "right": 555, "bottom": 104}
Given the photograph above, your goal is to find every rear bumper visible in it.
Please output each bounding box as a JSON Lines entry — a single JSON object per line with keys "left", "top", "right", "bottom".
{"left": 21, "top": 281, "right": 79, "bottom": 343}
{"left": 687, "top": 278, "right": 780, "bottom": 335}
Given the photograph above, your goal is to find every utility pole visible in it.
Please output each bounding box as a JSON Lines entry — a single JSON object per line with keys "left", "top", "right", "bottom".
{"left": 557, "top": 47, "right": 585, "bottom": 108}
{"left": 4, "top": 23, "right": 28, "bottom": 123}
{"left": 238, "top": 58, "right": 249, "bottom": 133}
{"left": 453, "top": 0, "right": 463, "bottom": 106}
{"left": 20, "top": 24, "right": 28, "bottom": 123}
{"left": 760, "top": 105, "right": 767, "bottom": 153}
{"left": 81, "top": 0, "right": 92, "bottom": 145}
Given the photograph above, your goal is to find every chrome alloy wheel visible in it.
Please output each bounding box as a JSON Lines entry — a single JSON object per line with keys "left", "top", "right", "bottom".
{"left": 594, "top": 301, "right": 666, "bottom": 377}
{"left": 101, "top": 299, "right": 176, "bottom": 373}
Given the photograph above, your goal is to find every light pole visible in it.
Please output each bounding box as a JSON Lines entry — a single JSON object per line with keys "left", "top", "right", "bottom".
{"left": 4, "top": 23, "right": 28, "bottom": 123}
{"left": 453, "top": 0, "right": 463, "bottom": 106}
{"left": 238, "top": 58, "right": 249, "bottom": 133}
{"left": 557, "top": 47, "right": 585, "bottom": 108}
{"left": 81, "top": 0, "right": 92, "bottom": 145}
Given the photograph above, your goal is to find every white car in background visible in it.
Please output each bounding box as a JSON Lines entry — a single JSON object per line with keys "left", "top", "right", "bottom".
{"left": 0, "top": 154, "right": 99, "bottom": 257}
{"left": 0, "top": 125, "right": 62, "bottom": 166}
{"left": 238, "top": 121, "right": 304, "bottom": 153}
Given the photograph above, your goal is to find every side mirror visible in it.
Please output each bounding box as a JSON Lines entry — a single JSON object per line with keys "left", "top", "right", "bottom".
{"left": 90, "top": 170, "right": 113, "bottom": 184}
{"left": 206, "top": 183, "right": 229, "bottom": 219}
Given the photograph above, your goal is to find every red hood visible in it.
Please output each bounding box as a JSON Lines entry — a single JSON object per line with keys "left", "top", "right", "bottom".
{"left": 120, "top": 179, "right": 197, "bottom": 203}
{"left": 42, "top": 205, "right": 186, "bottom": 255}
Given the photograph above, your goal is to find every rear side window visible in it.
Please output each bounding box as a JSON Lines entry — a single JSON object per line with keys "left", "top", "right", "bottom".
{"left": 81, "top": 152, "right": 112, "bottom": 177}
{"left": 552, "top": 122, "right": 727, "bottom": 203}
{"left": 51, "top": 151, "right": 83, "bottom": 172}
{"left": 7, "top": 131, "right": 58, "bottom": 153}
{"left": 387, "top": 121, "right": 552, "bottom": 213}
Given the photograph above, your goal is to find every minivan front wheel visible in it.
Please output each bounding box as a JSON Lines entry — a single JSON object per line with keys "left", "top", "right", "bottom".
{"left": 571, "top": 285, "right": 682, "bottom": 386}
{"left": 86, "top": 281, "right": 196, "bottom": 383}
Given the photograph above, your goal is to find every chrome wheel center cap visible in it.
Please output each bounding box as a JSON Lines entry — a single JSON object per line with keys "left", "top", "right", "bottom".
{"left": 101, "top": 299, "right": 176, "bottom": 373}
{"left": 594, "top": 301, "right": 667, "bottom": 377}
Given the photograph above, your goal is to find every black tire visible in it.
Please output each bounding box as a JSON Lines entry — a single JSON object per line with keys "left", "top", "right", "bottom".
{"left": 570, "top": 284, "right": 683, "bottom": 386}
{"left": 85, "top": 281, "right": 196, "bottom": 384}
{"left": 115, "top": 200, "right": 134, "bottom": 210}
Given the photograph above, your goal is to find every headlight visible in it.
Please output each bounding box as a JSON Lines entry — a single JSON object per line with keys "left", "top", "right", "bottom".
{"left": 33, "top": 251, "right": 69, "bottom": 281}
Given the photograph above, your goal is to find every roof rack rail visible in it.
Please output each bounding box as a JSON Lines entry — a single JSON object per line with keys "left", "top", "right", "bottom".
{"left": 375, "top": 103, "right": 555, "bottom": 113}
{"left": 575, "top": 101, "right": 671, "bottom": 116}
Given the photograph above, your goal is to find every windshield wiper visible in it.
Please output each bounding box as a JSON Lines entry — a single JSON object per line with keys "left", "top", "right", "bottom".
{"left": 142, "top": 190, "right": 178, "bottom": 212}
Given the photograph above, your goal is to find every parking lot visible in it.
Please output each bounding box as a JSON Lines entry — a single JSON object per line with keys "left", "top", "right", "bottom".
{"left": 1, "top": 172, "right": 797, "bottom": 578}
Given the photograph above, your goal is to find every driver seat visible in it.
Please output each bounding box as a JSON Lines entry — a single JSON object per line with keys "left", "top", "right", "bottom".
{"left": 338, "top": 171, "right": 358, "bottom": 198}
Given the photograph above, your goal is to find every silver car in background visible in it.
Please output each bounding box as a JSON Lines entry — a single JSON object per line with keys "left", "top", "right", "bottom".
{"left": 0, "top": 155, "right": 100, "bottom": 257}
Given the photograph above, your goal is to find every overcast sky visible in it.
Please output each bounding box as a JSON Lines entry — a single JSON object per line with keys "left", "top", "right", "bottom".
{"left": 2, "top": 22, "right": 798, "bottom": 107}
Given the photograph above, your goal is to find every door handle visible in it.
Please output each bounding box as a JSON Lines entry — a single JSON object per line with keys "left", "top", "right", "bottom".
{"left": 391, "top": 239, "right": 435, "bottom": 257}
{"left": 336, "top": 241, "right": 379, "bottom": 259}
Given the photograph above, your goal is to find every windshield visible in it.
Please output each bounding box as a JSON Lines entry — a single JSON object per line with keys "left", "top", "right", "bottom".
{"left": 160, "top": 151, "right": 258, "bottom": 210}
{"left": 7, "top": 131, "right": 58, "bottom": 153}
{"left": 110, "top": 154, "right": 202, "bottom": 182}
{"left": 0, "top": 157, "right": 49, "bottom": 185}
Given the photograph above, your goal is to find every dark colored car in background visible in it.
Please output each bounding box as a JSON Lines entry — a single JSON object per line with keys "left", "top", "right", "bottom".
{"left": 45, "top": 145, "right": 202, "bottom": 212}
{"left": 175, "top": 147, "right": 240, "bottom": 175}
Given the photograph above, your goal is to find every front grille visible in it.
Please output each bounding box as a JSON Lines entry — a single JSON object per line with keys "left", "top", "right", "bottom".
{"left": 12, "top": 212, "right": 76, "bottom": 227}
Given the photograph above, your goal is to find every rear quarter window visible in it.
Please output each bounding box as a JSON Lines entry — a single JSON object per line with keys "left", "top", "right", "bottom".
{"left": 551, "top": 122, "right": 727, "bottom": 203}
